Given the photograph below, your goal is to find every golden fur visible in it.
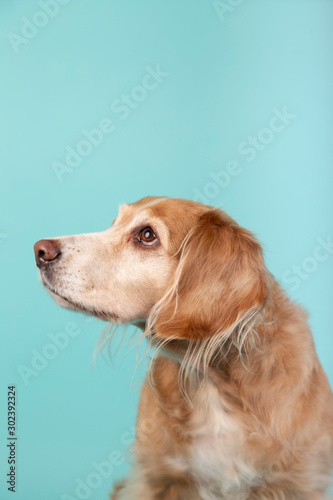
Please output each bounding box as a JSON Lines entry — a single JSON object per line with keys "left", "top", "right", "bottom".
{"left": 34, "top": 196, "right": 333, "bottom": 499}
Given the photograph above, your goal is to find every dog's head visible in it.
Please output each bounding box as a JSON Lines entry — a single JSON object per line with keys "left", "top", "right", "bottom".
{"left": 34, "top": 196, "right": 269, "bottom": 341}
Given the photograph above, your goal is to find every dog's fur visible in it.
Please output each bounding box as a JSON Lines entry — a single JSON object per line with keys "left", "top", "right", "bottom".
{"left": 34, "top": 196, "right": 333, "bottom": 499}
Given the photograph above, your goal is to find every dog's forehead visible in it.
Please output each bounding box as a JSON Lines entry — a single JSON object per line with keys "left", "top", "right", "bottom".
{"left": 118, "top": 197, "right": 163, "bottom": 216}
{"left": 117, "top": 198, "right": 166, "bottom": 225}
{"left": 117, "top": 197, "right": 206, "bottom": 229}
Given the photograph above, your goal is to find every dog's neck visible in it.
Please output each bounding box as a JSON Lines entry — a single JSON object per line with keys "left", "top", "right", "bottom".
{"left": 147, "top": 281, "right": 313, "bottom": 408}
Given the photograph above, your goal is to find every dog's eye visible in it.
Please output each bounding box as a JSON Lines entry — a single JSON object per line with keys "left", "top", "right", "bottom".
{"left": 138, "top": 227, "right": 157, "bottom": 246}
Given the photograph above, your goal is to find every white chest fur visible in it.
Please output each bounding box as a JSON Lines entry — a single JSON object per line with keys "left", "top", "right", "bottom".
{"left": 167, "top": 382, "right": 261, "bottom": 500}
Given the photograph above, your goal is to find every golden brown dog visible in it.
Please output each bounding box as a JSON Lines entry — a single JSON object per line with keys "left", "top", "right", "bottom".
{"left": 34, "top": 196, "right": 333, "bottom": 499}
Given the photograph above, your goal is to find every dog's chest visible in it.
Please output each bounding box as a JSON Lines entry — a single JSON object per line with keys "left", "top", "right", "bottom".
{"left": 168, "top": 383, "right": 259, "bottom": 499}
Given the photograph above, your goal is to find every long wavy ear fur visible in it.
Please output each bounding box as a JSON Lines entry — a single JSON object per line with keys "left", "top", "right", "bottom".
{"left": 153, "top": 209, "right": 269, "bottom": 344}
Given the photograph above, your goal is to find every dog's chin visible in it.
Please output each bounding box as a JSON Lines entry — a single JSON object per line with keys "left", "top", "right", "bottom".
{"left": 40, "top": 279, "right": 118, "bottom": 322}
{"left": 46, "top": 287, "right": 82, "bottom": 312}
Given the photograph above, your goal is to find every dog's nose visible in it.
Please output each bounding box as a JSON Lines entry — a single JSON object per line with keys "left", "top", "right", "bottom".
{"left": 34, "top": 239, "right": 61, "bottom": 268}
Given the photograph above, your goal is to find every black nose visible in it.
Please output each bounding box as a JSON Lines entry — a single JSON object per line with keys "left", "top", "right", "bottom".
{"left": 34, "top": 239, "right": 61, "bottom": 268}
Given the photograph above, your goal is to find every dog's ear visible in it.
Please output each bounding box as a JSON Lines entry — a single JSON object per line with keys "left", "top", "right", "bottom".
{"left": 153, "top": 209, "right": 269, "bottom": 342}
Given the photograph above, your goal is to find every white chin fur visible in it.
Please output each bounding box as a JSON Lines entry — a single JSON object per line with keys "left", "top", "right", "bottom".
{"left": 46, "top": 288, "right": 81, "bottom": 311}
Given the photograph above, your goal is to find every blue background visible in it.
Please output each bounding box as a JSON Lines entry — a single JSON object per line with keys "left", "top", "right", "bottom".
{"left": 0, "top": 1, "right": 332, "bottom": 499}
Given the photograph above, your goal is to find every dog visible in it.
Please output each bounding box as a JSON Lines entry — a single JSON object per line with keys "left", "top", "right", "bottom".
{"left": 34, "top": 196, "right": 333, "bottom": 499}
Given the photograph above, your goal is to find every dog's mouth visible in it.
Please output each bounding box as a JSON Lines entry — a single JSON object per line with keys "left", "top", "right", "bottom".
{"left": 40, "top": 277, "right": 117, "bottom": 322}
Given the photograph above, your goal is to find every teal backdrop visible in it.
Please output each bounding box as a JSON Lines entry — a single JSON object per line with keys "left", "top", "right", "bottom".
{"left": 0, "top": 1, "right": 332, "bottom": 499}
